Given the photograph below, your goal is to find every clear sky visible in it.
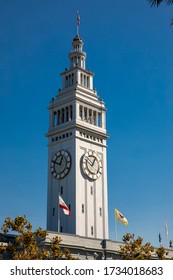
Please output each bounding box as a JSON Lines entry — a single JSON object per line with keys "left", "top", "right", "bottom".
{"left": 0, "top": 0, "right": 173, "bottom": 248}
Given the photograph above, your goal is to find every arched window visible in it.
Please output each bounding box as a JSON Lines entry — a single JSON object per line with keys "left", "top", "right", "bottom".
{"left": 98, "top": 113, "right": 101, "bottom": 127}
{"left": 93, "top": 111, "right": 96, "bottom": 125}
{"left": 87, "top": 76, "right": 89, "bottom": 88}
{"left": 81, "top": 73, "right": 83, "bottom": 85}
{"left": 57, "top": 110, "right": 60, "bottom": 125}
{"left": 65, "top": 76, "right": 68, "bottom": 87}
{"left": 53, "top": 111, "right": 57, "bottom": 126}
{"left": 53, "top": 207, "right": 55, "bottom": 216}
{"left": 66, "top": 107, "right": 69, "bottom": 122}
{"left": 79, "top": 105, "right": 83, "bottom": 119}
{"left": 60, "top": 186, "right": 63, "bottom": 195}
{"left": 72, "top": 73, "right": 74, "bottom": 84}
{"left": 84, "top": 107, "right": 87, "bottom": 121}
{"left": 91, "top": 186, "right": 93, "bottom": 195}
{"left": 89, "top": 109, "right": 92, "bottom": 123}
{"left": 84, "top": 75, "right": 86, "bottom": 86}
{"left": 69, "top": 74, "right": 71, "bottom": 86}
{"left": 62, "top": 108, "right": 65, "bottom": 123}
{"left": 70, "top": 105, "right": 73, "bottom": 120}
{"left": 91, "top": 226, "right": 94, "bottom": 235}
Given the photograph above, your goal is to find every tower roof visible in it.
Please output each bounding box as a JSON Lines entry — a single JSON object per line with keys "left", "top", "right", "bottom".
{"left": 73, "top": 35, "right": 83, "bottom": 43}
{"left": 71, "top": 34, "right": 84, "bottom": 50}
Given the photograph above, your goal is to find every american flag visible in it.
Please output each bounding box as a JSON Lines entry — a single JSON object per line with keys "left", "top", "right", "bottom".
{"left": 77, "top": 12, "right": 80, "bottom": 26}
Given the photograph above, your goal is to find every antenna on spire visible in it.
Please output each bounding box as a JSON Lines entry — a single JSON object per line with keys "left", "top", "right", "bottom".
{"left": 77, "top": 10, "right": 80, "bottom": 35}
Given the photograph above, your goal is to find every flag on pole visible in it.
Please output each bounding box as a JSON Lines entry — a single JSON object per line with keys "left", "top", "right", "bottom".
{"left": 159, "top": 233, "right": 162, "bottom": 243}
{"left": 115, "top": 209, "right": 128, "bottom": 225}
{"left": 59, "top": 195, "right": 71, "bottom": 216}
{"left": 77, "top": 11, "right": 80, "bottom": 26}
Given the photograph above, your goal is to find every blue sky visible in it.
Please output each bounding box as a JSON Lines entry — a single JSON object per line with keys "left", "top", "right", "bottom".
{"left": 0, "top": 0, "right": 173, "bottom": 248}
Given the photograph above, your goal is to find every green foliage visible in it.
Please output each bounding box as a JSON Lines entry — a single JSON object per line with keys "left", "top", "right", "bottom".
{"left": 0, "top": 215, "right": 75, "bottom": 260}
{"left": 49, "top": 236, "right": 63, "bottom": 260}
{"left": 119, "top": 233, "right": 171, "bottom": 260}
{"left": 156, "top": 246, "right": 169, "bottom": 260}
{"left": 119, "top": 233, "right": 155, "bottom": 260}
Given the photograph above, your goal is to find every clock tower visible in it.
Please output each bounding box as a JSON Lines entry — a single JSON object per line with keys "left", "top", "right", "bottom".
{"left": 46, "top": 33, "right": 109, "bottom": 239}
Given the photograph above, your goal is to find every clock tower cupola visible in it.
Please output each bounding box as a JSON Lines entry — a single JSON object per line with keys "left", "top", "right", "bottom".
{"left": 69, "top": 35, "right": 86, "bottom": 69}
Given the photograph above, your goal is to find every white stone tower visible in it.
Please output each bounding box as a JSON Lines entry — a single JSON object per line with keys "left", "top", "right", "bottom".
{"left": 46, "top": 32, "right": 109, "bottom": 239}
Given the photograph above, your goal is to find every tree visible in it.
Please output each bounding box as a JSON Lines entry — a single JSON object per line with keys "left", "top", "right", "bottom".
{"left": 0, "top": 216, "right": 75, "bottom": 260}
{"left": 148, "top": 0, "right": 173, "bottom": 6}
{"left": 119, "top": 233, "right": 171, "bottom": 260}
{"left": 147, "top": 0, "right": 173, "bottom": 25}
{"left": 119, "top": 233, "right": 155, "bottom": 260}
{"left": 156, "top": 246, "right": 169, "bottom": 260}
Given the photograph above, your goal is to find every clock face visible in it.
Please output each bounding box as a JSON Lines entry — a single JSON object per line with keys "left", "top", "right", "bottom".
{"left": 82, "top": 151, "right": 102, "bottom": 180}
{"left": 51, "top": 150, "right": 71, "bottom": 179}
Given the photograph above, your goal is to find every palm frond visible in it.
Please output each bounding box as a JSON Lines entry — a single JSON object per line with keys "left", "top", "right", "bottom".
{"left": 148, "top": 0, "right": 164, "bottom": 6}
{"left": 148, "top": 0, "right": 173, "bottom": 6}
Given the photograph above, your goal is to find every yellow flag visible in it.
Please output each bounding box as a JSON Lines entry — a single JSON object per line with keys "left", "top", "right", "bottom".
{"left": 115, "top": 209, "right": 128, "bottom": 225}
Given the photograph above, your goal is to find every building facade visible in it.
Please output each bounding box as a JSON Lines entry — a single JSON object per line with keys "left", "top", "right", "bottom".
{"left": 46, "top": 34, "right": 109, "bottom": 239}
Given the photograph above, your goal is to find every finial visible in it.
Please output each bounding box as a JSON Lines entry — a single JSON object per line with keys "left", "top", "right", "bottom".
{"left": 77, "top": 10, "right": 80, "bottom": 36}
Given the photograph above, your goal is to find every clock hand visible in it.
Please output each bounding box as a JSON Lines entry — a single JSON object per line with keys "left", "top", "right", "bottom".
{"left": 91, "top": 158, "right": 96, "bottom": 166}
{"left": 87, "top": 158, "right": 98, "bottom": 173}
{"left": 59, "top": 156, "right": 63, "bottom": 165}
{"left": 54, "top": 156, "right": 63, "bottom": 165}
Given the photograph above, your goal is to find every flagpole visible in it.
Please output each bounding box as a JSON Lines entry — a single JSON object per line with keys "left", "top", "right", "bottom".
{"left": 115, "top": 219, "right": 118, "bottom": 241}
{"left": 115, "top": 210, "right": 118, "bottom": 241}
{"left": 58, "top": 192, "right": 60, "bottom": 232}
{"left": 165, "top": 220, "right": 169, "bottom": 248}
{"left": 166, "top": 233, "right": 168, "bottom": 249}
